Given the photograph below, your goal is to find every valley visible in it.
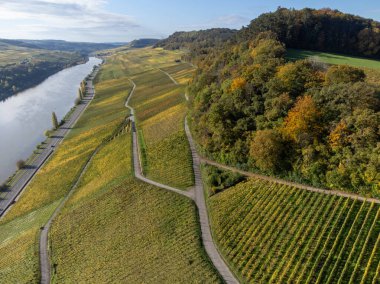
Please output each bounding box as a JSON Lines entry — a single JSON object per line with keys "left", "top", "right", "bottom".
{"left": 1, "top": 5, "right": 380, "bottom": 284}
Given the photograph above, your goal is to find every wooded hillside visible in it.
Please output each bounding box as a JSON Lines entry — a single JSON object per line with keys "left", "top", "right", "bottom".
{"left": 239, "top": 7, "right": 380, "bottom": 58}
{"left": 180, "top": 9, "right": 380, "bottom": 197}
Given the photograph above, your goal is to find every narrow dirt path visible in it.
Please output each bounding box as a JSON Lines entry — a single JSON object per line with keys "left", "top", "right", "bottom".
{"left": 201, "top": 157, "right": 380, "bottom": 204}
{"left": 184, "top": 119, "right": 239, "bottom": 284}
{"left": 126, "top": 78, "right": 238, "bottom": 283}
{"left": 40, "top": 68, "right": 100, "bottom": 284}
{"left": 40, "top": 147, "right": 100, "bottom": 284}
{"left": 158, "top": 68, "right": 179, "bottom": 85}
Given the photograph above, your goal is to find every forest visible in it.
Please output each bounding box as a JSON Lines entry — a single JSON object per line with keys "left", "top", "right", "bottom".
{"left": 154, "top": 28, "right": 237, "bottom": 62}
{"left": 239, "top": 7, "right": 380, "bottom": 58}
{"left": 155, "top": 9, "right": 380, "bottom": 197}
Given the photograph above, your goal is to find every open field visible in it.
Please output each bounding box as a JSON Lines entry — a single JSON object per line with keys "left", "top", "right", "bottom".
{"left": 0, "top": 59, "right": 131, "bottom": 283}
{"left": 207, "top": 174, "right": 380, "bottom": 284}
{"left": 50, "top": 133, "right": 221, "bottom": 283}
{"left": 287, "top": 48, "right": 380, "bottom": 70}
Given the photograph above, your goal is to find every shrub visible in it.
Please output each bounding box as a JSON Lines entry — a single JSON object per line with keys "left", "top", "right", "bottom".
{"left": 75, "top": 97, "right": 81, "bottom": 105}
{"left": 0, "top": 183, "right": 8, "bottom": 191}
{"left": 16, "top": 160, "right": 26, "bottom": 170}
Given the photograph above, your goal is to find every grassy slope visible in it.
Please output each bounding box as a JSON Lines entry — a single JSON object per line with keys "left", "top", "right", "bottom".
{"left": 123, "top": 48, "right": 195, "bottom": 189}
{"left": 206, "top": 174, "right": 380, "bottom": 284}
{"left": 0, "top": 60, "right": 131, "bottom": 283}
{"left": 286, "top": 48, "right": 380, "bottom": 70}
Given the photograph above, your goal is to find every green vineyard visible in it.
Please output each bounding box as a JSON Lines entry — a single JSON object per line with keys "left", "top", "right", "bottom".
{"left": 208, "top": 178, "right": 380, "bottom": 284}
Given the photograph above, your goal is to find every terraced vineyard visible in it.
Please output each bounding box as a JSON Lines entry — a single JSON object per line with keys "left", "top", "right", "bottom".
{"left": 124, "top": 49, "right": 195, "bottom": 189}
{"left": 50, "top": 133, "right": 221, "bottom": 283}
{"left": 208, "top": 177, "right": 380, "bottom": 284}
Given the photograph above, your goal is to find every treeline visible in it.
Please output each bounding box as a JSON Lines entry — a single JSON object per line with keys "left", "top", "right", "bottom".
{"left": 239, "top": 7, "right": 380, "bottom": 58}
{"left": 129, "top": 38, "right": 159, "bottom": 48}
{"left": 0, "top": 52, "right": 85, "bottom": 101}
{"left": 1, "top": 39, "right": 124, "bottom": 55}
{"left": 155, "top": 28, "right": 237, "bottom": 61}
{"left": 188, "top": 31, "right": 379, "bottom": 197}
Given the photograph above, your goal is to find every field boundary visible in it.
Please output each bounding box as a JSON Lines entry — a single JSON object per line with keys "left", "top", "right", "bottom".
{"left": 201, "top": 158, "right": 380, "bottom": 204}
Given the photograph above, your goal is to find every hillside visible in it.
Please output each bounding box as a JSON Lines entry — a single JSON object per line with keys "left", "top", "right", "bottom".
{"left": 0, "top": 41, "right": 86, "bottom": 101}
{"left": 205, "top": 166, "right": 380, "bottom": 284}
{"left": 0, "top": 39, "right": 128, "bottom": 101}
{"left": 0, "top": 39, "right": 124, "bottom": 55}
{"left": 239, "top": 7, "right": 380, "bottom": 58}
{"left": 0, "top": 47, "right": 221, "bottom": 283}
{"left": 129, "top": 38, "right": 159, "bottom": 48}
{"left": 184, "top": 9, "right": 380, "bottom": 198}
{"left": 155, "top": 28, "right": 237, "bottom": 61}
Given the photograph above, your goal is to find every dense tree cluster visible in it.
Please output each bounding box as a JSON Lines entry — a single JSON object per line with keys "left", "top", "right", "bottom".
{"left": 129, "top": 38, "right": 160, "bottom": 48}
{"left": 154, "top": 28, "right": 237, "bottom": 62}
{"left": 239, "top": 7, "right": 380, "bottom": 58}
{"left": 188, "top": 33, "right": 380, "bottom": 197}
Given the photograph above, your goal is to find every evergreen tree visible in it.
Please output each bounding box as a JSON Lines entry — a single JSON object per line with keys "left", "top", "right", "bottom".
{"left": 52, "top": 112, "right": 59, "bottom": 130}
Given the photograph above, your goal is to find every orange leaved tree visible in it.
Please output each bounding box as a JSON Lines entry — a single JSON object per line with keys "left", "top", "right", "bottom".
{"left": 282, "top": 95, "right": 321, "bottom": 144}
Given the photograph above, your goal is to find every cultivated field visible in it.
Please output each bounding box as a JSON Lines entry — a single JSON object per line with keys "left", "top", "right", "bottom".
{"left": 50, "top": 133, "right": 221, "bottom": 283}
{"left": 208, "top": 177, "right": 380, "bottom": 284}
{"left": 0, "top": 47, "right": 222, "bottom": 283}
{"left": 121, "top": 48, "right": 195, "bottom": 189}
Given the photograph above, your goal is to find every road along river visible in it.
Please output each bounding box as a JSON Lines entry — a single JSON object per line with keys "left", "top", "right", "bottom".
{"left": 0, "top": 57, "right": 102, "bottom": 184}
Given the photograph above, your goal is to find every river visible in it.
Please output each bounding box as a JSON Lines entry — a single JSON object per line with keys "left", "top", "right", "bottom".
{"left": 0, "top": 57, "right": 102, "bottom": 184}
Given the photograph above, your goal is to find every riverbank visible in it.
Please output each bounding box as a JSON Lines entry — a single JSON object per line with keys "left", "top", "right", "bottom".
{"left": 0, "top": 55, "right": 88, "bottom": 102}
{"left": 0, "top": 57, "right": 101, "bottom": 184}
{"left": 0, "top": 64, "right": 101, "bottom": 218}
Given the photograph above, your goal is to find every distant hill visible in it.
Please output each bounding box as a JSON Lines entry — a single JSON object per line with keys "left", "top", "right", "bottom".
{"left": 155, "top": 28, "right": 237, "bottom": 62}
{"left": 0, "top": 40, "right": 87, "bottom": 101}
{"left": 0, "top": 39, "right": 126, "bottom": 55}
{"left": 239, "top": 7, "right": 380, "bottom": 58}
{"left": 155, "top": 28, "right": 237, "bottom": 50}
{"left": 129, "top": 38, "right": 159, "bottom": 48}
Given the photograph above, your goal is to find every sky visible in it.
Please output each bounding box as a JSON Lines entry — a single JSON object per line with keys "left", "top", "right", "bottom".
{"left": 0, "top": 0, "right": 379, "bottom": 43}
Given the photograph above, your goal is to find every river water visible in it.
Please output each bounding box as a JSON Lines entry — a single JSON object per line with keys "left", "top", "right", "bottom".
{"left": 0, "top": 57, "right": 102, "bottom": 184}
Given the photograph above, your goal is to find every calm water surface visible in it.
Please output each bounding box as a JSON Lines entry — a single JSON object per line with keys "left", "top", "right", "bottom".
{"left": 0, "top": 57, "right": 102, "bottom": 184}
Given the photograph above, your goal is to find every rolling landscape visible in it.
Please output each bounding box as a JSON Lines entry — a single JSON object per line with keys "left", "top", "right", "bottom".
{"left": 0, "top": 1, "right": 379, "bottom": 283}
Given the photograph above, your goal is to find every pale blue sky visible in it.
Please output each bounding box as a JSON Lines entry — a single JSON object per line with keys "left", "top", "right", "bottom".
{"left": 0, "top": 0, "right": 379, "bottom": 42}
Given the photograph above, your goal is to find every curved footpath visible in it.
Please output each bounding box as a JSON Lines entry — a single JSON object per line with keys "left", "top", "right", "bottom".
{"left": 0, "top": 68, "right": 100, "bottom": 219}
{"left": 39, "top": 67, "right": 100, "bottom": 284}
{"left": 126, "top": 78, "right": 238, "bottom": 284}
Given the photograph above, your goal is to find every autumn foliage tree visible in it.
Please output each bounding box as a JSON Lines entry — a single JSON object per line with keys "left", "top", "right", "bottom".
{"left": 329, "top": 120, "right": 350, "bottom": 148}
{"left": 325, "top": 65, "right": 365, "bottom": 84}
{"left": 250, "top": 129, "right": 285, "bottom": 172}
{"left": 282, "top": 95, "right": 321, "bottom": 144}
{"left": 231, "top": 77, "right": 246, "bottom": 91}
